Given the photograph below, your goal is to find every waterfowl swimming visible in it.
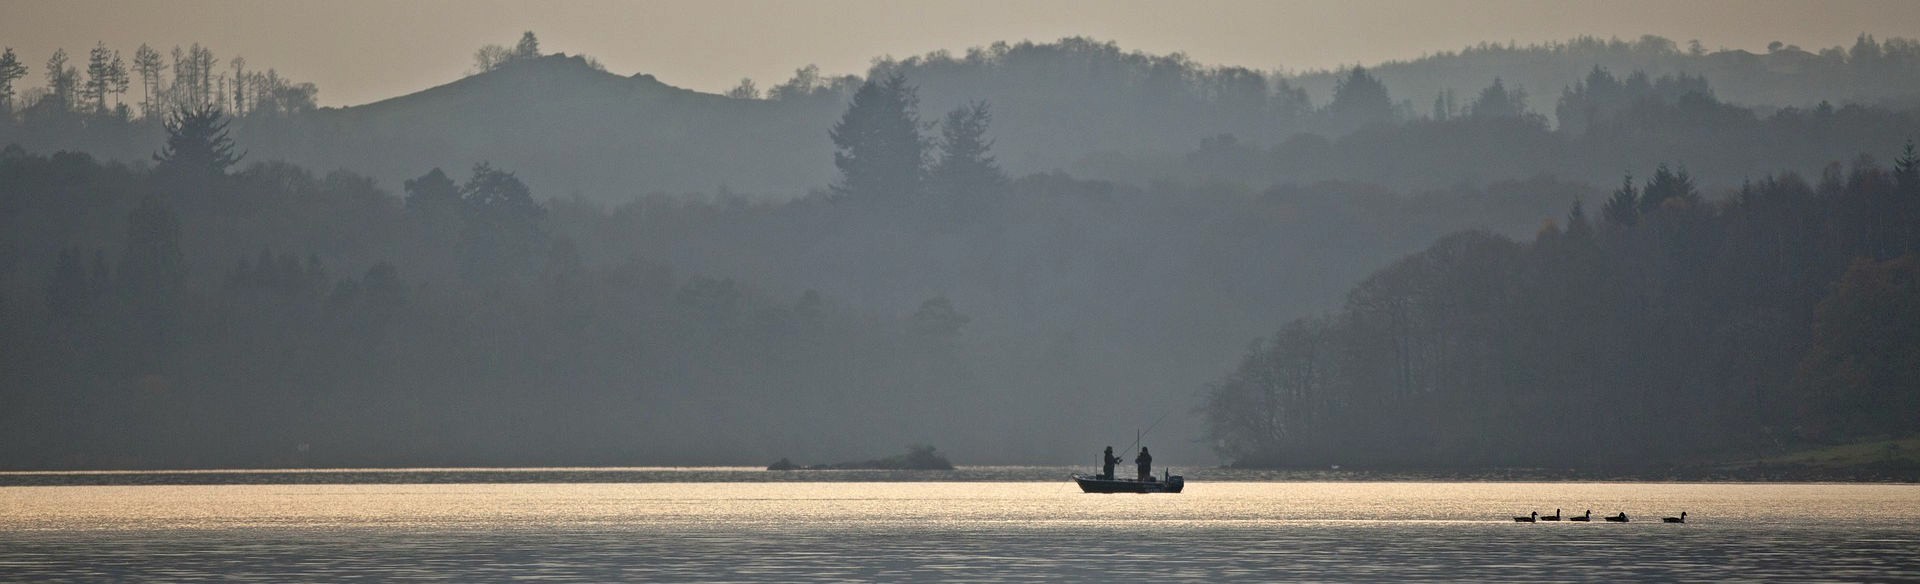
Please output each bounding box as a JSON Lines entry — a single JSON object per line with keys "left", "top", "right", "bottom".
{"left": 1604, "top": 512, "right": 1629, "bottom": 523}
{"left": 1662, "top": 511, "right": 1687, "bottom": 523}
{"left": 1540, "top": 509, "right": 1562, "bottom": 521}
{"left": 1513, "top": 511, "right": 1538, "bottom": 523}
{"left": 1569, "top": 509, "right": 1592, "bottom": 522}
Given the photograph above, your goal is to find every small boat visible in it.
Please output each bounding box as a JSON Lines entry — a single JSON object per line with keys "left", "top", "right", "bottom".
{"left": 1073, "top": 471, "right": 1185, "bottom": 494}
{"left": 1605, "top": 512, "right": 1629, "bottom": 523}
{"left": 1513, "top": 511, "right": 1538, "bottom": 523}
{"left": 1569, "top": 509, "right": 1592, "bottom": 522}
{"left": 1541, "top": 509, "right": 1562, "bottom": 521}
{"left": 1663, "top": 512, "right": 1687, "bottom": 523}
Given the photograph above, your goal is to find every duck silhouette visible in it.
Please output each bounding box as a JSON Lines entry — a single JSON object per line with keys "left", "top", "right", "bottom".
{"left": 1569, "top": 509, "right": 1592, "bottom": 522}
{"left": 1513, "top": 511, "right": 1538, "bottom": 523}
{"left": 1540, "top": 508, "right": 1562, "bottom": 521}
{"left": 1604, "top": 512, "right": 1629, "bottom": 523}
{"left": 1662, "top": 511, "right": 1687, "bottom": 523}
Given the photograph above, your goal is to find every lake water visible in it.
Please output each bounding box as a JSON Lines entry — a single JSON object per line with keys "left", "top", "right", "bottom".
{"left": 3, "top": 468, "right": 1917, "bottom": 581}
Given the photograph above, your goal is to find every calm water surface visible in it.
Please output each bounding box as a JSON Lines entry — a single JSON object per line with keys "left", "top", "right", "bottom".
{"left": 3, "top": 469, "right": 1917, "bottom": 581}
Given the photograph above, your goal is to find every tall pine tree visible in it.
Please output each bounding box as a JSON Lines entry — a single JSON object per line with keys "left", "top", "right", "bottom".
{"left": 930, "top": 101, "right": 1007, "bottom": 199}
{"left": 154, "top": 105, "right": 242, "bottom": 180}
{"left": 0, "top": 47, "right": 27, "bottom": 113}
{"left": 1602, "top": 173, "right": 1640, "bottom": 227}
{"left": 829, "top": 73, "right": 926, "bottom": 202}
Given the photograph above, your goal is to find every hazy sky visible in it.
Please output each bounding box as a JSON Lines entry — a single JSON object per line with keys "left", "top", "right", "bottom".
{"left": 3, "top": 0, "right": 1916, "bottom": 107}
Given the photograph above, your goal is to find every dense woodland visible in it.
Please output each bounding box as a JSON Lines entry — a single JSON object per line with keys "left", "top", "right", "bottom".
{"left": 1205, "top": 153, "right": 1920, "bottom": 468}
{"left": 0, "top": 110, "right": 985, "bottom": 468}
{"left": 1, "top": 33, "right": 1917, "bottom": 469}
{"left": 3, "top": 99, "right": 1563, "bottom": 468}
{"left": 1140, "top": 67, "right": 1920, "bottom": 191}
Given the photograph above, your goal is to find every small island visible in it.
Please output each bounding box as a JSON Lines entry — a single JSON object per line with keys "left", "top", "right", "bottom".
{"left": 768, "top": 445, "right": 955, "bottom": 471}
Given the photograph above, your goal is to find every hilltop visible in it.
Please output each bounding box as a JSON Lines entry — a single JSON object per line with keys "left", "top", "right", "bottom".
{"left": 238, "top": 54, "right": 843, "bottom": 198}
{"left": 8, "top": 36, "right": 1919, "bottom": 203}
{"left": 229, "top": 36, "right": 1920, "bottom": 202}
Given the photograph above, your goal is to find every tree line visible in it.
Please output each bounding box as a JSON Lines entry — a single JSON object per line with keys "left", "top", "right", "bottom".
{"left": 1289, "top": 33, "right": 1920, "bottom": 122}
{"left": 1159, "top": 65, "right": 1920, "bottom": 192}
{"left": 0, "top": 41, "right": 316, "bottom": 120}
{"left": 0, "top": 104, "right": 980, "bottom": 468}
{"left": 1204, "top": 145, "right": 1920, "bottom": 468}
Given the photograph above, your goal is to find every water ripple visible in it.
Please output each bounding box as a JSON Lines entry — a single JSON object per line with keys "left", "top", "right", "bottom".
{"left": 2, "top": 479, "right": 1916, "bottom": 581}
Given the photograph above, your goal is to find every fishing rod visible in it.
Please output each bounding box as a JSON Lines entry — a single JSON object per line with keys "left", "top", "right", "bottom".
{"left": 1125, "top": 397, "right": 1180, "bottom": 452}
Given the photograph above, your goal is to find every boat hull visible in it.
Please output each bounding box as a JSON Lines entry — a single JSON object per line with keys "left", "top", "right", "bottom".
{"left": 1073, "top": 474, "right": 1184, "bottom": 493}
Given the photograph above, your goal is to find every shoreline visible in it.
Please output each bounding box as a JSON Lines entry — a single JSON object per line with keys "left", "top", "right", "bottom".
{"left": 1217, "top": 465, "right": 1920, "bottom": 484}
{"left": 1, "top": 463, "right": 1914, "bottom": 487}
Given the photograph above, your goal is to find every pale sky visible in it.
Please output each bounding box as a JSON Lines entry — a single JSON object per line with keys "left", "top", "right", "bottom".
{"left": 2, "top": 0, "right": 1916, "bottom": 107}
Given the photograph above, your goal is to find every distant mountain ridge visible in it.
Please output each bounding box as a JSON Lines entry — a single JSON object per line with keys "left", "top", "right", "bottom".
{"left": 1287, "top": 35, "right": 1920, "bottom": 117}
{"left": 90, "top": 36, "right": 1920, "bottom": 202}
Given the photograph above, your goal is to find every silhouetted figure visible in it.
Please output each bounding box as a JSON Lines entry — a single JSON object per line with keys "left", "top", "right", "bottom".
{"left": 1101, "top": 446, "right": 1121, "bottom": 480}
{"left": 1135, "top": 447, "right": 1153, "bottom": 481}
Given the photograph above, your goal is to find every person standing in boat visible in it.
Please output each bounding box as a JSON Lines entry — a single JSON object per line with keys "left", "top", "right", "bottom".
{"left": 1101, "top": 446, "right": 1122, "bottom": 480}
{"left": 1135, "top": 447, "right": 1153, "bottom": 482}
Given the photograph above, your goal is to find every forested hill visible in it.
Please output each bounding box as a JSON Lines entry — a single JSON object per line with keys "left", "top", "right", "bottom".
{"left": 1205, "top": 153, "right": 1920, "bottom": 470}
{"left": 6, "top": 36, "right": 1920, "bottom": 202}
{"left": 1288, "top": 34, "right": 1920, "bottom": 118}
{"left": 255, "top": 36, "right": 1920, "bottom": 200}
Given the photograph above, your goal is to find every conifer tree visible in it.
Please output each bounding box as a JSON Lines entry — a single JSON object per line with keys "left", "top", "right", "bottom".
{"left": 132, "top": 44, "right": 162, "bottom": 117}
{"left": 512, "top": 31, "right": 541, "bottom": 61}
{"left": 1894, "top": 139, "right": 1919, "bottom": 195}
{"left": 1467, "top": 77, "right": 1528, "bottom": 119}
{"left": 0, "top": 47, "right": 26, "bottom": 112}
{"left": 1326, "top": 66, "right": 1392, "bottom": 130}
{"left": 1639, "top": 164, "right": 1698, "bottom": 213}
{"left": 109, "top": 50, "right": 129, "bottom": 113}
{"left": 929, "top": 101, "right": 1006, "bottom": 199}
{"left": 229, "top": 57, "right": 246, "bottom": 116}
{"left": 44, "top": 48, "right": 77, "bottom": 110}
{"left": 85, "top": 42, "right": 114, "bottom": 112}
{"left": 1602, "top": 173, "right": 1640, "bottom": 227}
{"left": 154, "top": 105, "right": 242, "bottom": 178}
{"left": 190, "top": 44, "right": 216, "bottom": 108}
{"left": 1565, "top": 198, "right": 1593, "bottom": 240}
{"left": 829, "top": 73, "right": 927, "bottom": 202}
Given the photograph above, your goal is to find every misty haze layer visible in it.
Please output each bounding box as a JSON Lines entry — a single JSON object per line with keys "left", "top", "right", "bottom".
{"left": 1, "top": 33, "right": 1917, "bottom": 470}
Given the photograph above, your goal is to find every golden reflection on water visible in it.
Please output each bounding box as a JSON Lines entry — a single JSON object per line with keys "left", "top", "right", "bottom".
{"left": 4, "top": 478, "right": 1920, "bottom": 581}
{"left": 6, "top": 481, "right": 1918, "bottom": 531}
